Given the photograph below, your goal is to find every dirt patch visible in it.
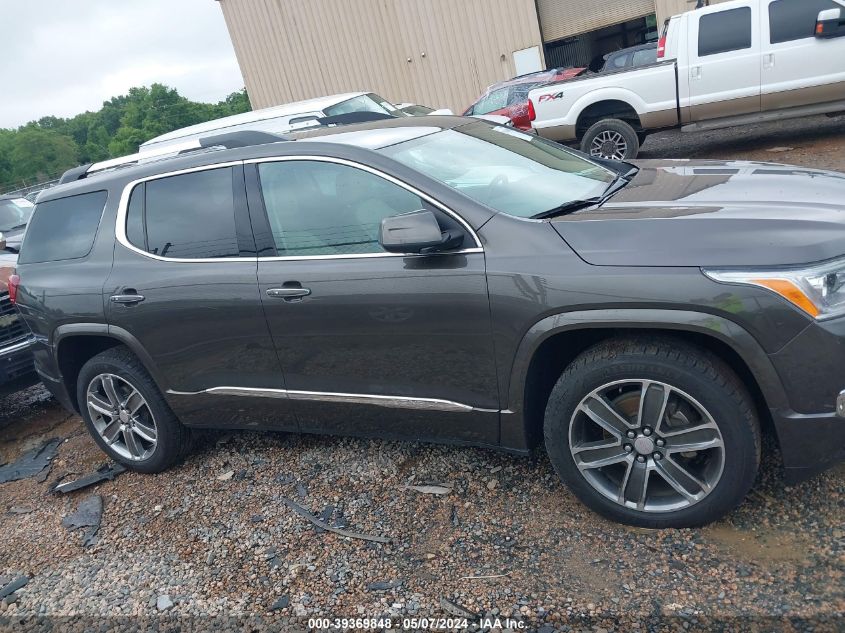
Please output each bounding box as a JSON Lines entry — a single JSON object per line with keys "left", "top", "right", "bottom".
{"left": 703, "top": 523, "right": 814, "bottom": 565}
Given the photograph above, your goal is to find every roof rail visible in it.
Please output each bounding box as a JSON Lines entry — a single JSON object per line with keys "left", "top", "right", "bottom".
{"left": 60, "top": 131, "right": 292, "bottom": 184}
{"left": 197, "top": 130, "right": 290, "bottom": 149}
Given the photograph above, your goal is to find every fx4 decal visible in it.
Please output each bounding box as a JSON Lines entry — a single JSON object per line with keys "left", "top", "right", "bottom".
{"left": 538, "top": 92, "right": 564, "bottom": 102}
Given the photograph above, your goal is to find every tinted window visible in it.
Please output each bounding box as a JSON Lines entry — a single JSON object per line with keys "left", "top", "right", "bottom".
{"left": 19, "top": 191, "right": 107, "bottom": 264}
{"left": 258, "top": 161, "right": 427, "bottom": 256}
{"left": 141, "top": 167, "right": 239, "bottom": 259}
{"left": 611, "top": 53, "right": 630, "bottom": 69}
{"left": 698, "top": 7, "right": 752, "bottom": 56}
{"left": 0, "top": 198, "right": 34, "bottom": 232}
{"left": 770, "top": 0, "right": 839, "bottom": 44}
{"left": 125, "top": 183, "right": 145, "bottom": 249}
{"left": 471, "top": 87, "right": 509, "bottom": 115}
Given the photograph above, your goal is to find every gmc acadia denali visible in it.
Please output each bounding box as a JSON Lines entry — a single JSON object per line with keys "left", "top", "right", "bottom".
{"left": 13, "top": 117, "right": 845, "bottom": 527}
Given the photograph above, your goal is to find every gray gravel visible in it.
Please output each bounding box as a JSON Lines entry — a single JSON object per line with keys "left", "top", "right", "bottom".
{"left": 0, "top": 383, "right": 842, "bottom": 631}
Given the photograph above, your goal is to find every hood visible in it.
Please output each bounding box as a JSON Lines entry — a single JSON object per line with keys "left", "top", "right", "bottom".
{"left": 552, "top": 159, "right": 845, "bottom": 267}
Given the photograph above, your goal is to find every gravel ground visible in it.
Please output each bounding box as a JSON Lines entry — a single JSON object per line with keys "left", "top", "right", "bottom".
{"left": 1, "top": 121, "right": 845, "bottom": 632}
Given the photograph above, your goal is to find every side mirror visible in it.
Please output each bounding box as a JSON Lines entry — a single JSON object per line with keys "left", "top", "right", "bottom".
{"left": 379, "top": 210, "right": 464, "bottom": 254}
{"left": 816, "top": 8, "right": 844, "bottom": 38}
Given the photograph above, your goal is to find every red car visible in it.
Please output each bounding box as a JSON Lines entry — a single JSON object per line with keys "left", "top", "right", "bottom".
{"left": 463, "top": 67, "right": 586, "bottom": 131}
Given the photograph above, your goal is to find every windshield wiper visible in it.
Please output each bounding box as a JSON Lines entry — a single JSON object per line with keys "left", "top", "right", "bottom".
{"left": 532, "top": 173, "right": 633, "bottom": 220}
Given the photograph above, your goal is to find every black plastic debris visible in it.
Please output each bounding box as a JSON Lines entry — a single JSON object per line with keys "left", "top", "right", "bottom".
{"left": 0, "top": 438, "right": 62, "bottom": 483}
{"left": 53, "top": 462, "right": 126, "bottom": 494}
{"left": 0, "top": 576, "right": 28, "bottom": 600}
{"left": 62, "top": 495, "right": 103, "bottom": 547}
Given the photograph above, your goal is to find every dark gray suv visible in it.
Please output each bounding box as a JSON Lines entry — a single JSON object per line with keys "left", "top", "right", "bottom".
{"left": 13, "top": 117, "right": 845, "bottom": 528}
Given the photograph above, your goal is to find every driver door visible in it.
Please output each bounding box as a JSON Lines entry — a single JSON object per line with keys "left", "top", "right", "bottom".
{"left": 247, "top": 158, "right": 500, "bottom": 444}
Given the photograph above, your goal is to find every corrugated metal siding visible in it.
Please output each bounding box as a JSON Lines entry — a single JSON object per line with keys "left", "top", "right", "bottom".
{"left": 655, "top": 0, "right": 734, "bottom": 26}
{"left": 218, "top": 0, "right": 544, "bottom": 114}
{"left": 537, "top": 0, "right": 656, "bottom": 42}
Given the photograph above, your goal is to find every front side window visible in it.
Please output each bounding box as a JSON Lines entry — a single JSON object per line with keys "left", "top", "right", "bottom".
{"left": 470, "top": 87, "right": 509, "bottom": 115}
{"left": 769, "top": 0, "right": 841, "bottom": 44}
{"left": 19, "top": 191, "right": 107, "bottom": 264}
{"left": 379, "top": 121, "right": 615, "bottom": 218}
{"left": 698, "top": 7, "right": 753, "bottom": 56}
{"left": 125, "top": 167, "right": 240, "bottom": 259}
{"left": 257, "top": 161, "right": 429, "bottom": 256}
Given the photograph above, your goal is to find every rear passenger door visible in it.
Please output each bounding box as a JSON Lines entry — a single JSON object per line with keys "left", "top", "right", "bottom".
{"left": 761, "top": 0, "right": 845, "bottom": 111}
{"left": 105, "top": 163, "right": 297, "bottom": 431}
{"left": 687, "top": 2, "right": 761, "bottom": 121}
{"left": 248, "top": 157, "right": 499, "bottom": 445}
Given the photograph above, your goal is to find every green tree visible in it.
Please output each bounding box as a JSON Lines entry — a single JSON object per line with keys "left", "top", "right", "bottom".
{"left": 9, "top": 127, "right": 78, "bottom": 183}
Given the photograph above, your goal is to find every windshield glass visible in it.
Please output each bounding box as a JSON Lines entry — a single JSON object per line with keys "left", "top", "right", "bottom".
{"left": 0, "top": 198, "right": 35, "bottom": 231}
{"left": 325, "top": 93, "right": 404, "bottom": 117}
{"left": 379, "top": 121, "right": 615, "bottom": 218}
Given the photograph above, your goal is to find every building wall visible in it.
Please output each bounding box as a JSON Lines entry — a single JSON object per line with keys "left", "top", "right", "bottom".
{"left": 655, "top": 0, "right": 734, "bottom": 26}
{"left": 218, "top": 0, "right": 544, "bottom": 114}
{"left": 537, "top": 0, "right": 656, "bottom": 42}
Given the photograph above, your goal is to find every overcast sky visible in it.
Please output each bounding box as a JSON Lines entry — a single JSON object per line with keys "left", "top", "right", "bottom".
{"left": 0, "top": 0, "right": 244, "bottom": 129}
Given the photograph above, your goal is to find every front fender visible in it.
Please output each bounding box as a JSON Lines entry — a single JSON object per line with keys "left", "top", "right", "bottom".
{"left": 501, "top": 309, "right": 789, "bottom": 451}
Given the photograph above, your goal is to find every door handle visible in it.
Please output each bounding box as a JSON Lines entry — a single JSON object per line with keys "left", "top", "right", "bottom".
{"left": 110, "top": 294, "right": 145, "bottom": 305}
{"left": 763, "top": 53, "right": 775, "bottom": 69}
{"left": 691, "top": 66, "right": 702, "bottom": 80}
{"left": 267, "top": 287, "right": 311, "bottom": 300}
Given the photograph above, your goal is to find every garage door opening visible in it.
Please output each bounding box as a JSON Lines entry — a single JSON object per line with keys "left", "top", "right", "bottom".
{"left": 544, "top": 15, "right": 659, "bottom": 72}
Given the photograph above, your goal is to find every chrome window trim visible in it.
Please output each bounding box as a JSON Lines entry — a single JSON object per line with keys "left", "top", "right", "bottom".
{"left": 167, "top": 386, "right": 497, "bottom": 414}
{"left": 114, "top": 156, "right": 483, "bottom": 264}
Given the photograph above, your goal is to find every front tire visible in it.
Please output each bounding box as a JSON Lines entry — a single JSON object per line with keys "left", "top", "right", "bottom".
{"left": 544, "top": 337, "right": 760, "bottom": 528}
{"left": 77, "top": 346, "right": 190, "bottom": 473}
{"left": 580, "top": 118, "right": 640, "bottom": 160}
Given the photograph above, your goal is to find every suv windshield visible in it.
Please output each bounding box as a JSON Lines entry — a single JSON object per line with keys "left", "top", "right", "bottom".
{"left": 325, "top": 93, "right": 404, "bottom": 117}
{"left": 0, "top": 198, "right": 35, "bottom": 231}
{"left": 379, "top": 121, "right": 615, "bottom": 218}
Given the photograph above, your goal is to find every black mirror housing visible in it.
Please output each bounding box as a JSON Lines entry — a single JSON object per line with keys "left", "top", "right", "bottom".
{"left": 379, "top": 210, "right": 465, "bottom": 254}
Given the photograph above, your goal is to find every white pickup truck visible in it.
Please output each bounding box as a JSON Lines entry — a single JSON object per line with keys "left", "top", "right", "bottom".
{"left": 528, "top": 0, "right": 845, "bottom": 159}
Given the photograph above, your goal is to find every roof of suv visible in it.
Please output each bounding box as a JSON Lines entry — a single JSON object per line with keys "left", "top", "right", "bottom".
{"left": 40, "top": 116, "right": 476, "bottom": 204}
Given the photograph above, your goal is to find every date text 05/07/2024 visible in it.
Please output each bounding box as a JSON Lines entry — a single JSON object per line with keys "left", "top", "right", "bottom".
{"left": 306, "top": 617, "right": 528, "bottom": 630}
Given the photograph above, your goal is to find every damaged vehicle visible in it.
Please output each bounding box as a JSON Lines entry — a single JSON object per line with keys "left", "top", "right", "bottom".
{"left": 12, "top": 117, "right": 845, "bottom": 528}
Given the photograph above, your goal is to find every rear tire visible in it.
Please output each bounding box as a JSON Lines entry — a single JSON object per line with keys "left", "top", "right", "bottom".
{"left": 580, "top": 118, "right": 640, "bottom": 160}
{"left": 77, "top": 346, "right": 190, "bottom": 473}
{"left": 544, "top": 337, "right": 760, "bottom": 528}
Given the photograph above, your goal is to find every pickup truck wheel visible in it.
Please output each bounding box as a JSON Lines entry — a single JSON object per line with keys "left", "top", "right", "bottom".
{"left": 77, "top": 346, "right": 191, "bottom": 473}
{"left": 543, "top": 338, "right": 760, "bottom": 528}
{"left": 580, "top": 119, "right": 640, "bottom": 160}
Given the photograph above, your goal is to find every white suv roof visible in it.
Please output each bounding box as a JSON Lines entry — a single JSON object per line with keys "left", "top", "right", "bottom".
{"left": 139, "top": 92, "right": 369, "bottom": 154}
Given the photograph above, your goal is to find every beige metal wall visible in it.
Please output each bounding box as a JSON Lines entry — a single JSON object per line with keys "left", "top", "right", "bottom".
{"left": 218, "top": 0, "right": 544, "bottom": 114}
{"left": 537, "top": 0, "right": 657, "bottom": 42}
{"left": 655, "top": 0, "right": 734, "bottom": 26}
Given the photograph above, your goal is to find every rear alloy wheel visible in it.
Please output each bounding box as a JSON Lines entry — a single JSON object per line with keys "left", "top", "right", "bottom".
{"left": 86, "top": 373, "right": 158, "bottom": 462}
{"left": 580, "top": 118, "right": 640, "bottom": 160}
{"left": 544, "top": 338, "right": 760, "bottom": 528}
{"left": 77, "top": 346, "right": 190, "bottom": 473}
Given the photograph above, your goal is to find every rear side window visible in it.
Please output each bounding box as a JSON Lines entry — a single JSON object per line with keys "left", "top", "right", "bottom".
{"left": 19, "top": 191, "right": 107, "bottom": 264}
{"left": 698, "top": 7, "right": 753, "bottom": 56}
{"left": 769, "top": 0, "right": 840, "bottom": 44}
{"left": 632, "top": 48, "right": 658, "bottom": 67}
{"left": 125, "top": 167, "right": 240, "bottom": 259}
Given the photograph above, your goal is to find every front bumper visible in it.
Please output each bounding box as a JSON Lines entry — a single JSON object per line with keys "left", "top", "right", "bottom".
{"left": 771, "top": 408, "right": 845, "bottom": 484}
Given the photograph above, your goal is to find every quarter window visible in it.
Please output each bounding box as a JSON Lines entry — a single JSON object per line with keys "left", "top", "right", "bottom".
{"left": 769, "top": 0, "right": 840, "bottom": 44}
{"left": 257, "top": 161, "right": 429, "bottom": 257}
{"left": 19, "top": 191, "right": 107, "bottom": 264}
{"left": 125, "top": 167, "right": 241, "bottom": 259}
{"left": 698, "top": 7, "right": 753, "bottom": 56}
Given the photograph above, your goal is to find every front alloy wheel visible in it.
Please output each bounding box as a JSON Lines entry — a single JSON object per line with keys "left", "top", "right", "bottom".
{"left": 86, "top": 373, "right": 158, "bottom": 461}
{"left": 544, "top": 338, "right": 760, "bottom": 528}
{"left": 570, "top": 380, "right": 725, "bottom": 513}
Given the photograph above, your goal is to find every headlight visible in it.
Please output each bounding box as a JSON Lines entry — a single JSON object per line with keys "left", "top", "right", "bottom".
{"left": 704, "top": 259, "right": 845, "bottom": 320}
